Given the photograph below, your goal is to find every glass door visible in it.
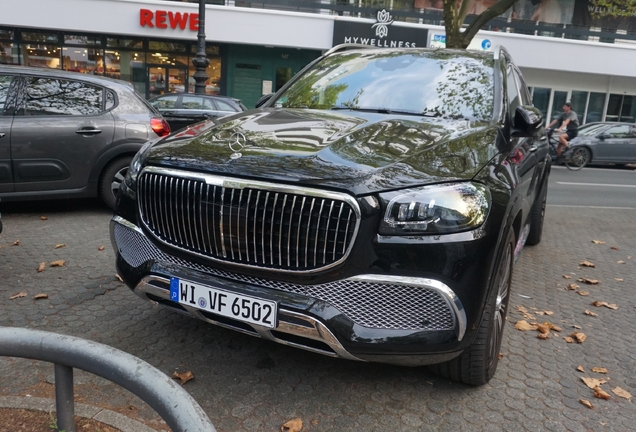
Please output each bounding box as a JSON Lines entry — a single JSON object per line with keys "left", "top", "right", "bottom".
{"left": 148, "top": 66, "right": 188, "bottom": 98}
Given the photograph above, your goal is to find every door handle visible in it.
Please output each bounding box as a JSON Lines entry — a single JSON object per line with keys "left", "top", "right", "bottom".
{"left": 0, "top": 133, "right": 5, "bottom": 138}
{"left": 529, "top": 145, "right": 538, "bottom": 152}
{"left": 75, "top": 128, "right": 102, "bottom": 135}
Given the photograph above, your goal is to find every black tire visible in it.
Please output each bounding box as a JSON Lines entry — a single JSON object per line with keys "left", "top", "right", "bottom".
{"left": 99, "top": 156, "right": 132, "bottom": 210}
{"left": 429, "top": 230, "right": 514, "bottom": 386}
{"left": 525, "top": 178, "right": 548, "bottom": 246}
{"left": 565, "top": 147, "right": 590, "bottom": 171}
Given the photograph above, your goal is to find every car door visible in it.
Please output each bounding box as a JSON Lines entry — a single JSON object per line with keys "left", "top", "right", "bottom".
{"left": 213, "top": 98, "right": 240, "bottom": 118}
{"left": 10, "top": 75, "right": 115, "bottom": 193}
{"left": 0, "top": 73, "right": 16, "bottom": 193}
{"left": 594, "top": 124, "right": 630, "bottom": 162}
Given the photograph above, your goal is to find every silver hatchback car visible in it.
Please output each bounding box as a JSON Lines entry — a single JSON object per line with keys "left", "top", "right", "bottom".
{"left": 0, "top": 66, "right": 171, "bottom": 209}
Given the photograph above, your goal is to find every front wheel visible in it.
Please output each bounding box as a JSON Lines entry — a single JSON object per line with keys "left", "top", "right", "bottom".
{"left": 428, "top": 230, "right": 514, "bottom": 385}
{"left": 565, "top": 147, "right": 590, "bottom": 171}
{"left": 99, "top": 156, "right": 133, "bottom": 210}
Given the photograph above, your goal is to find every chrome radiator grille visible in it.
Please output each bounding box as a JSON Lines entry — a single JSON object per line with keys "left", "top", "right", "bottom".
{"left": 137, "top": 168, "right": 360, "bottom": 272}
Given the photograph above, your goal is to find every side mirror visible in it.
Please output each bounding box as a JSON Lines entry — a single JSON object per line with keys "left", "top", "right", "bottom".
{"left": 598, "top": 134, "right": 607, "bottom": 141}
{"left": 255, "top": 93, "right": 274, "bottom": 108}
{"left": 513, "top": 105, "right": 543, "bottom": 136}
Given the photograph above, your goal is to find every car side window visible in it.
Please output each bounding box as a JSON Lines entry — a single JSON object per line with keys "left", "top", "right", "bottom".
{"left": 506, "top": 65, "right": 521, "bottom": 114}
{"left": 512, "top": 68, "right": 531, "bottom": 106}
{"left": 605, "top": 125, "right": 630, "bottom": 138}
{"left": 24, "top": 77, "right": 104, "bottom": 116}
{"left": 0, "top": 75, "right": 13, "bottom": 114}
{"left": 105, "top": 90, "right": 116, "bottom": 111}
{"left": 181, "top": 95, "right": 208, "bottom": 110}
{"left": 151, "top": 95, "right": 178, "bottom": 109}
{"left": 215, "top": 99, "right": 237, "bottom": 112}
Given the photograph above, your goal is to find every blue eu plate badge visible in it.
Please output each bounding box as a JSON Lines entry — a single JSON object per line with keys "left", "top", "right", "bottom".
{"left": 170, "top": 277, "right": 179, "bottom": 302}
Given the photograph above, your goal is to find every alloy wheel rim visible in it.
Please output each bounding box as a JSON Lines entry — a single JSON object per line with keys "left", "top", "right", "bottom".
{"left": 110, "top": 167, "right": 128, "bottom": 198}
{"left": 489, "top": 243, "right": 511, "bottom": 367}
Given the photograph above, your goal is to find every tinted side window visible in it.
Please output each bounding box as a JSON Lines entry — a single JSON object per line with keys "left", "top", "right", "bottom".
{"left": 0, "top": 74, "right": 15, "bottom": 115}
{"left": 215, "top": 99, "right": 238, "bottom": 111}
{"left": 151, "top": 95, "right": 178, "bottom": 109}
{"left": 606, "top": 125, "right": 629, "bottom": 138}
{"left": 512, "top": 68, "right": 531, "bottom": 106}
{"left": 106, "top": 90, "right": 116, "bottom": 110}
{"left": 506, "top": 66, "right": 521, "bottom": 113}
{"left": 24, "top": 77, "right": 104, "bottom": 116}
{"left": 181, "top": 95, "right": 211, "bottom": 110}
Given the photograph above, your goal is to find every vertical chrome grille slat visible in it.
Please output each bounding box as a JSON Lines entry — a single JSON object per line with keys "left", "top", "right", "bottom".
{"left": 219, "top": 187, "right": 227, "bottom": 258}
{"left": 304, "top": 198, "right": 316, "bottom": 268}
{"left": 332, "top": 203, "right": 344, "bottom": 261}
{"left": 138, "top": 171, "right": 359, "bottom": 272}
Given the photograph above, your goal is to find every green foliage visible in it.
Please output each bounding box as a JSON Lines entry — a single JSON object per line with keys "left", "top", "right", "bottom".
{"left": 443, "top": 0, "right": 518, "bottom": 49}
{"left": 589, "top": 0, "right": 636, "bottom": 17}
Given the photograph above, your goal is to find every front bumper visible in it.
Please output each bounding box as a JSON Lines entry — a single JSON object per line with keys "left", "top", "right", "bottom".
{"left": 111, "top": 216, "right": 469, "bottom": 366}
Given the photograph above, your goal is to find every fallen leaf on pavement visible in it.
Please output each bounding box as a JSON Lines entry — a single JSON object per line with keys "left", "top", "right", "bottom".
{"left": 593, "top": 386, "right": 611, "bottom": 400}
{"left": 172, "top": 371, "right": 194, "bottom": 385}
{"left": 116, "top": 274, "right": 124, "bottom": 282}
{"left": 563, "top": 275, "right": 572, "bottom": 279}
{"left": 580, "top": 261, "right": 595, "bottom": 268}
{"left": 592, "top": 367, "right": 608, "bottom": 374}
{"left": 612, "top": 387, "right": 632, "bottom": 400}
{"left": 615, "top": 278, "right": 623, "bottom": 282}
{"left": 571, "top": 332, "right": 586, "bottom": 343}
{"left": 514, "top": 320, "right": 538, "bottom": 331}
{"left": 537, "top": 323, "right": 550, "bottom": 335}
{"left": 584, "top": 309, "right": 599, "bottom": 317}
{"left": 537, "top": 333, "right": 550, "bottom": 340}
{"left": 40, "top": 216, "right": 48, "bottom": 220}
{"left": 578, "top": 278, "right": 599, "bottom": 285}
{"left": 610, "top": 246, "right": 619, "bottom": 250}
{"left": 514, "top": 305, "right": 536, "bottom": 320}
{"left": 54, "top": 244, "right": 66, "bottom": 249}
{"left": 34, "top": 293, "right": 48, "bottom": 300}
{"left": 544, "top": 311, "right": 554, "bottom": 315}
{"left": 98, "top": 246, "right": 105, "bottom": 251}
{"left": 580, "top": 399, "right": 594, "bottom": 409}
{"left": 578, "top": 291, "right": 590, "bottom": 296}
{"left": 577, "top": 365, "right": 585, "bottom": 372}
{"left": 10, "top": 292, "right": 27, "bottom": 300}
{"left": 37, "top": 262, "right": 46, "bottom": 272}
{"left": 617, "top": 260, "right": 626, "bottom": 264}
{"left": 572, "top": 325, "right": 582, "bottom": 329}
{"left": 591, "top": 301, "right": 618, "bottom": 310}
{"left": 581, "top": 377, "right": 607, "bottom": 389}
{"left": 281, "top": 418, "right": 303, "bottom": 432}
{"left": 498, "top": 353, "right": 504, "bottom": 359}
{"left": 564, "top": 336, "right": 575, "bottom": 343}
{"left": 591, "top": 240, "right": 605, "bottom": 245}
{"left": 311, "top": 420, "right": 319, "bottom": 426}
{"left": 49, "top": 260, "right": 65, "bottom": 267}
{"left": 12, "top": 240, "right": 19, "bottom": 246}
{"left": 566, "top": 283, "right": 580, "bottom": 290}
{"left": 546, "top": 323, "right": 562, "bottom": 332}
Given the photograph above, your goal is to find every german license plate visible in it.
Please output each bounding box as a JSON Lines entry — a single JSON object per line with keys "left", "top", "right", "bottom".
{"left": 170, "top": 277, "right": 277, "bottom": 329}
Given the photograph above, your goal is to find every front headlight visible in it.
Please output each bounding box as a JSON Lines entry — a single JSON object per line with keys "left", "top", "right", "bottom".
{"left": 124, "top": 140, "right": 155, "bottom": 189}
{"left": 378, "top": 182, "right": 491, "bottom": 235}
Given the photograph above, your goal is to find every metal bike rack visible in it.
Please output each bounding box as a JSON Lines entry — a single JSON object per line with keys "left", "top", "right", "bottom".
{"left": 0, "top": 327, "right": 216, "bottom": 432}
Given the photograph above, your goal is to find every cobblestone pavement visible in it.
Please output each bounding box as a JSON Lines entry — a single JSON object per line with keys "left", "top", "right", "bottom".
{"left": 0, "top": 198, "right": 634, "bottom": 431}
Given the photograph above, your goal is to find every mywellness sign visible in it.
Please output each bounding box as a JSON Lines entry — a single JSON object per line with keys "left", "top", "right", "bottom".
{"left": 333, "top": 10, "right": 428, "bottom": 48}
{"left": 139, "top": 9, "right": 200, "bottom": 31}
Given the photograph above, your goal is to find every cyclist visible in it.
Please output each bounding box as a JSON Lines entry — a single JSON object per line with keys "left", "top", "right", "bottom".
{"left": 546, "top": 102, "right": 579, "bottom": 163}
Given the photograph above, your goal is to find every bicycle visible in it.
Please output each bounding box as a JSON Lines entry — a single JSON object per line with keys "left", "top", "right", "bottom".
{"left": 545, "top": 128, "right": 589, "bottom": 171}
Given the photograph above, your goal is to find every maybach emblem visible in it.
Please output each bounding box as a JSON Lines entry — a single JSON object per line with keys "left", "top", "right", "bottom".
{"left": 228, "top": 131, "right": 246, "bottom": 159}
{"left": 372, "top": 9, "right": 393, "bottom": 39}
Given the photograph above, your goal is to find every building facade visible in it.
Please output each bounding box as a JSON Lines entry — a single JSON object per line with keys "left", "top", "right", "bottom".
{"left": 2, "top": 0, "right": 636, "bottom": 123}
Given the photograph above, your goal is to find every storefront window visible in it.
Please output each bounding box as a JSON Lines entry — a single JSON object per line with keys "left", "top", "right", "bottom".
{"left": 586, "top": 92, "right": 605, "bottom": 123}
{"left": 531, "top": 87, "right": 550, "bottom": 125}
{"left": 23, "top": 44, "right": 61, "bottom": 68}
{"left": 0, "top": 41, "right": 19, "bottom": 65}
{"left": 21, "top": 31, "right": 59, "bottom": 43}
{"left": 62, "top": 47, "right": 103, "bottom": 74}
{"left": 105, "top": 50, "right": 144, "bottom": 81}
{"left": 64, "top": 34, "right": 101, "bottom": 46}
{"left": 570, "top": 90, "right": 588, "bottom": 123}
{"left": 149, "top": 40, "right": 187, "bottom": 53}
{"left": 606, "top": 94, "right": 622, "bottom": 122}
{"left": 550, "top": 91, "right": 568, "bottom": 122}
{"left": 620, "top": 95, "right": 635, "bottom": 123}
{"left": 107, "top": 38, "right": 143, "bottom": 49}
{"left": 186, "top": 57, "right": 221, "bottom": 94}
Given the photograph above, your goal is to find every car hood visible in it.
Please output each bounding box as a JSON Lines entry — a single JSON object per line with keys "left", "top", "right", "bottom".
{"left": 143, "top": 108, "right": 500, "bottom": 195}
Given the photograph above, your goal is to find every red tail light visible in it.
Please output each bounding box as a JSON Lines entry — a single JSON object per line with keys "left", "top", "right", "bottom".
{"left": 150, "top": 117, "right": 171, "bottom": 137}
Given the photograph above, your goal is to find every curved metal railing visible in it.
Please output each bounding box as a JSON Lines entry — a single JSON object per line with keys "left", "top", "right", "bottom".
{"left": 0, "top": 327, "right": 216, "bottom": 432}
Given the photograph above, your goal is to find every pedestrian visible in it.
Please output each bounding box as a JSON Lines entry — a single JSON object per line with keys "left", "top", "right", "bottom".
{"left": 547, "top": 102, "right": 579, "bottom": 163}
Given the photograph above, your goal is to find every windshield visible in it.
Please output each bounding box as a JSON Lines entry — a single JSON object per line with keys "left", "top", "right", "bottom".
{"left": 272, "top": 50, "right": 495, "bottom": 121}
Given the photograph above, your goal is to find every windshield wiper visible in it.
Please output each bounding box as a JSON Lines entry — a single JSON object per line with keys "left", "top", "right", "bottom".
{"left": 330, "top": 106, "right": 440, "bottom": 117}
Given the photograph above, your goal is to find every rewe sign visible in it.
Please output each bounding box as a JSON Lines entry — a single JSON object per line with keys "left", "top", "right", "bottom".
{"left": 139, "top": 9, "right": 199, "bottom": 31}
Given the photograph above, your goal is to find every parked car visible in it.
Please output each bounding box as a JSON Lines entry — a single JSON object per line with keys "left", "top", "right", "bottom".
{"left": 148, "top": 93, "right": 246, "bottom": 131}
{"left": 0, "top": 66, "right": 171, "bottom": 209}
{"left": 110, "top": 45, "right": 549, "bottom": 385}
{"left": 568, "top": 121, "right": 636, "bottom": 166}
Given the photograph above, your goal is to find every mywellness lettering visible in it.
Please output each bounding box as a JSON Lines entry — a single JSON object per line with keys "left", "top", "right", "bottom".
{"left": 344, "top": 37, "right": 417, "bottom": 47}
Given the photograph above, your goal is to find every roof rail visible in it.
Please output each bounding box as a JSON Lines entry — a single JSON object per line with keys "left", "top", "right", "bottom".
{"left": 324, "top": 43, "right": 373, "bottom": 56}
